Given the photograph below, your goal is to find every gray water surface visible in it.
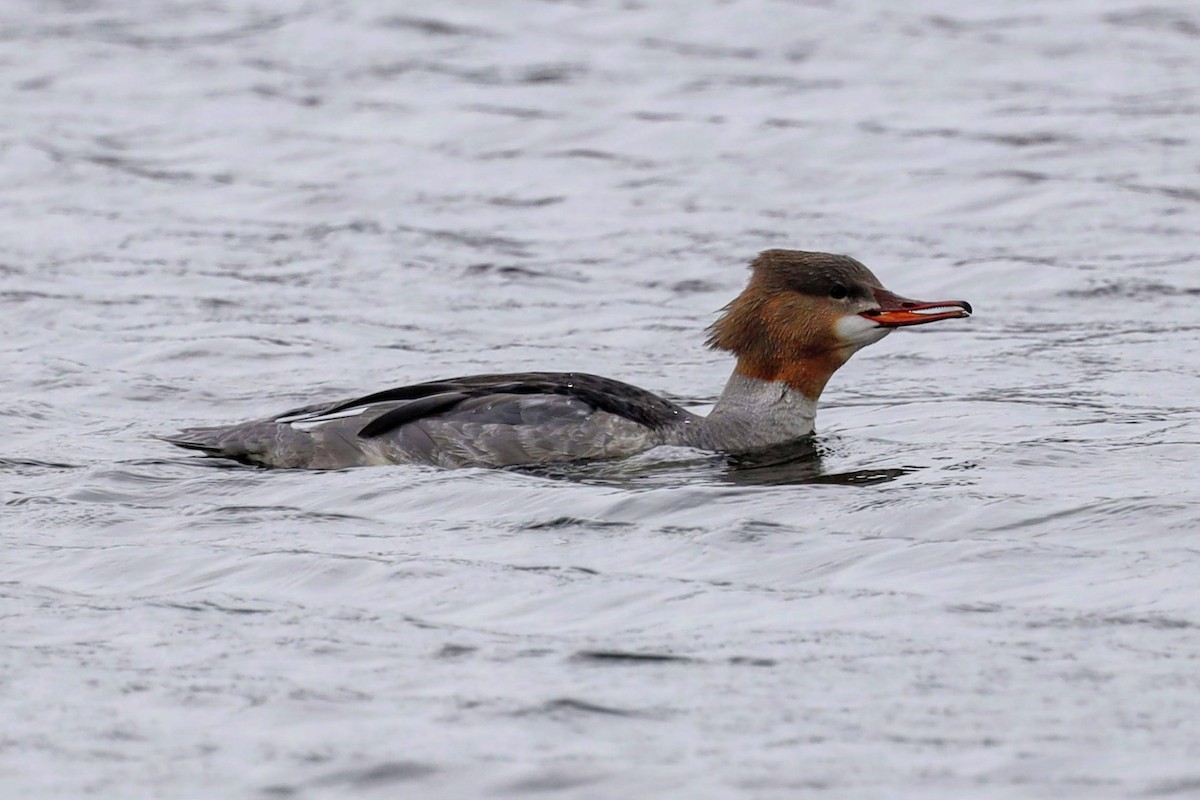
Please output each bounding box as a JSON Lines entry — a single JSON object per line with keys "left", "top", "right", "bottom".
{"left": 3, "top": 1, "right": 1200, "bottom": 798}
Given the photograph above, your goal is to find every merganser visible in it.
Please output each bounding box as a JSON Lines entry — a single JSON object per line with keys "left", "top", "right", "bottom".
{"left": 166, "top": 250, "right": 971, "bottom": 469}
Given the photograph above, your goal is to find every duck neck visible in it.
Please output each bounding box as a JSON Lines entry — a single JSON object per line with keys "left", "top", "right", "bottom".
{"left": 695, "top": 367, "right": 821, "bottom": 452}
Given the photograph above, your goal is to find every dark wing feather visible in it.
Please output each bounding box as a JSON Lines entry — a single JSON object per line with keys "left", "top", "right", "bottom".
{"left": 357, "top": 391, "right": 469, "bottom": 438}
{"left": 323, "top": 372, "right": 684, "bottom": 440}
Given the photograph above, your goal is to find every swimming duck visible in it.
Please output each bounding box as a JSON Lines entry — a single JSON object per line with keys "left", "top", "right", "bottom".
{"left": 166, "top": 250, "right": 971, "bottom": 469}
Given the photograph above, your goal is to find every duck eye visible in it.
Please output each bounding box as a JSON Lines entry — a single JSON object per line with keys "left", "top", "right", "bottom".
{"left": 829, "top": 284, "right": 848, "bottom": 300}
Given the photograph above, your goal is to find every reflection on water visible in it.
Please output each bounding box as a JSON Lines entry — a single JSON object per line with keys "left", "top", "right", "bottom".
{"left": 722, "top": 438, "right": 915, "bottom": 486}
{"left": 515, "top": 438, "right": 913, "bottom": 488}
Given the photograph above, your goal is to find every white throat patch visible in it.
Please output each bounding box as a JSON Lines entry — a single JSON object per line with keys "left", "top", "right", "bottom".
{"left": 834, "top": 314, "right": 892, "bottom": 351}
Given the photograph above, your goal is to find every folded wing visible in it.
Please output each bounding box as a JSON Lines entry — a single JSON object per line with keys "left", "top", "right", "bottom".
{"left": 167, "top": 372, "right": 689, "bottom": 469}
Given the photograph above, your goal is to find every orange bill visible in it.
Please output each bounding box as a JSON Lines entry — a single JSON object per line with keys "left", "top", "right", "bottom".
{"left": 861, "top": 289, "right": 972, "bottom": 327}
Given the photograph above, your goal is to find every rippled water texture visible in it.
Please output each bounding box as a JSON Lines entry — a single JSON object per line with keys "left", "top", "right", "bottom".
{"left": 3, "top": 1, "right": 1200, "bottom": 797}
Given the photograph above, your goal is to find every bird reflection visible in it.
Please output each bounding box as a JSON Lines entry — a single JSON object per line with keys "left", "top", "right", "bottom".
{"left": 517, "top": 437, "right": 913, "bottom": 488}
{"left": 721, "top": 439, "right": 913, "bottom": 486}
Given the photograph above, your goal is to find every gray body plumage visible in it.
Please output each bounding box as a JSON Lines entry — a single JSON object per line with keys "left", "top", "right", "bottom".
{"left": 166, "top": 371, "right": 818, "bottom": 470}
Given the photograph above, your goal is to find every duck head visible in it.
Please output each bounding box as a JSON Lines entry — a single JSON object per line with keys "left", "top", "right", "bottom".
{"left": 706, "top": 249, "right": 971, "bottom": 399}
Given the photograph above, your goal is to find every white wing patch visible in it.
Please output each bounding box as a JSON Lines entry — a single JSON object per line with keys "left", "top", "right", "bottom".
{"left": 277, "top": 405, "right": 372, "bottom": 430}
